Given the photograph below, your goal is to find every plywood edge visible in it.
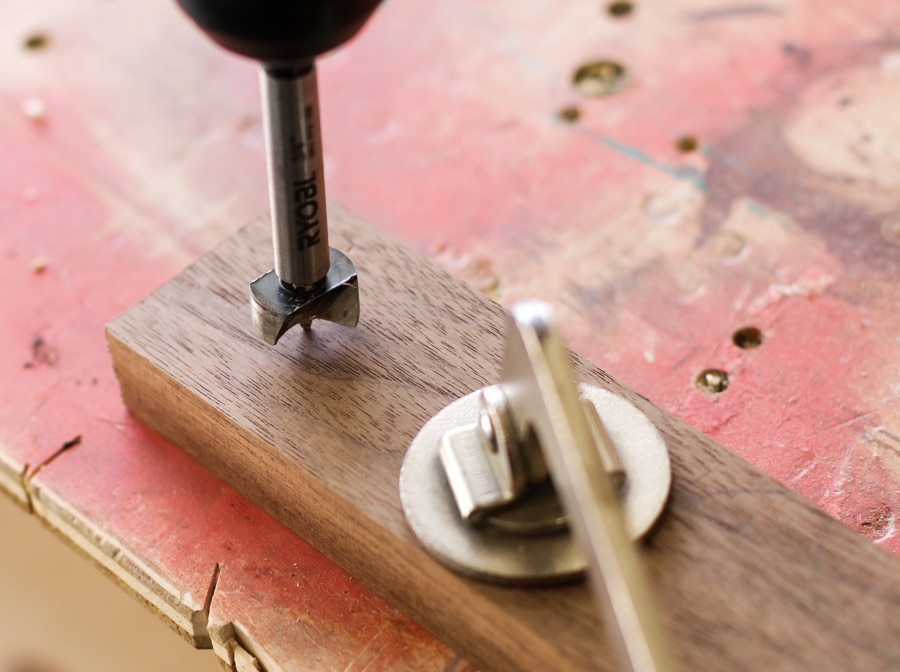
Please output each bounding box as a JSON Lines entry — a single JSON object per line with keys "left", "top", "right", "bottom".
{"left": 1, "top": 436, "right": 222, "bottom": 652}
{"left": 0, "top": 448, "right": 28, "bottom": 508}
{"left": 26, "top": 475, "right": 216, "bottom": 649}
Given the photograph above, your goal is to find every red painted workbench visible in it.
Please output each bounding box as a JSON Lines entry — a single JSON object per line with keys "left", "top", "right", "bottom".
{"left": 1, "top": 0, "right": 898, "bottom": 669}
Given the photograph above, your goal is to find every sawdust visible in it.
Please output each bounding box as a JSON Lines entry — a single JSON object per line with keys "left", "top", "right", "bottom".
{"left": 429, "top": 243, "right": 501, "bottom": 299}
{"left": 22, "top": 98, "right": 46, "bottom": 123}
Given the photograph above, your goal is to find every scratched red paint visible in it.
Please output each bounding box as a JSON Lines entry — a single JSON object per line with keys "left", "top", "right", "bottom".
{"left": 1, "top": 0, "right": 899, "bottom": 668}
{"left": 320, "top": 0, "right": 900, "bottom": 554}
{"left": 0, "top": 34, "right": 458, "bottom": 668}
{"left": 0, "top": 89, "right": 460, "bottom": 668}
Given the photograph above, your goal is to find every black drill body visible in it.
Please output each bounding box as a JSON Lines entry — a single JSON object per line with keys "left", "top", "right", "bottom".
{"left": 176, "top": 0, "right": 382, "bottom": 63}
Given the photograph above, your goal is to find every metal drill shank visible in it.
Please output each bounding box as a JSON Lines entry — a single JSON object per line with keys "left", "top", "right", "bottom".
{"left": 261, "top": 63, "right": 330, "bottom": 289}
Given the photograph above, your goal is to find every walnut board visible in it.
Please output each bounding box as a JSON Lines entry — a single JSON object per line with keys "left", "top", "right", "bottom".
{"left": 106, "top": 207, "right": 900, "bottom": 672}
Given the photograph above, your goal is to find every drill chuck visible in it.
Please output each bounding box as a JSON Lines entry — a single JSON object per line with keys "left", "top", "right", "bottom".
{"left": 176, "top": 0, "right": 382, "bottom": 63}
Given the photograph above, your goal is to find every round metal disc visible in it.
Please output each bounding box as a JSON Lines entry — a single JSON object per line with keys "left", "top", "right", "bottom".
{"left": 398, "top": 384, "right": 671, "bottom": 585}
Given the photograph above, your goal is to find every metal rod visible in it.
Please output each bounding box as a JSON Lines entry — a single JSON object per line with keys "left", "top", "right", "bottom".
{"left": 508, "top": 302, "right": 676, "bottom": 672}
{"left": 545, "top": 412, "right": 674, "bottom": 672}
{"left": 260, "top": 62, "right": 330, "bottom": 289}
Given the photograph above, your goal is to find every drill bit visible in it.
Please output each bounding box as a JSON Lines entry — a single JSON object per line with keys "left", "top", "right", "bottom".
{"left": 174, "top": 0, "right": 382, "bottom": 344}
{"left": 250, "top": 62, "right": 359, "bottom": 344}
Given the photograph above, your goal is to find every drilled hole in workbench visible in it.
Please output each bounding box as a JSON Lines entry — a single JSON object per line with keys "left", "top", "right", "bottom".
{"left": 607, "top": 1, "right": 635, "bottom": 17}
{"left": 675, "top": 135, "right": 699, "bottom": 153}
{"left": 695, "top": 368, "right": 729, "bottom": 394}
{"left": 573, "top": 60, "right": 629, "bottom": 96}
{"left": 732, "top": 326, "right": 763, "bottom": 349}
{"left": 23, "top": 33, "right": 49, "bottom": 51}
{"left": 557, "top": 106, "right": 582, "bottom": 123}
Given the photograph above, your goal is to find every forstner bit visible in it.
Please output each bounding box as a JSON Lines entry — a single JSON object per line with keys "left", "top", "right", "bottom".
{"left": 175, "top": 1, "right": 383, "bottom": 344}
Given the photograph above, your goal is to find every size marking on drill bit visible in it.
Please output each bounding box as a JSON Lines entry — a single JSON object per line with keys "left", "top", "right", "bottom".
{"left": 304, "top": 105, "right": 317, "bottom": 159}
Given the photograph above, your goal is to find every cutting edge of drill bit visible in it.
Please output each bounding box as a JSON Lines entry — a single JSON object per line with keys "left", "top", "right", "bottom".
{"left": 249, "top": 247, "right": 359, "bottom": 345}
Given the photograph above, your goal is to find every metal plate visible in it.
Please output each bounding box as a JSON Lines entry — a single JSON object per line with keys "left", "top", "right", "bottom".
{"left": 399, "top": 384, "right": 671, "bottom": 585}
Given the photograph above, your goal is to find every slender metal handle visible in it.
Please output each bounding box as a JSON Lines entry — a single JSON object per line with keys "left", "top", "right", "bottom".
{"left": 260, "top": 63, "right": 330, "bottom": 289}
{"left": 504, "top": 301, "right": 676, "bottom": 672}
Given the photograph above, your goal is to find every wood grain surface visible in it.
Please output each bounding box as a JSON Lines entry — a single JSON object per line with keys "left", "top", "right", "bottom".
{"left": 108, "top": 207, "right": 900, "bottom": 672}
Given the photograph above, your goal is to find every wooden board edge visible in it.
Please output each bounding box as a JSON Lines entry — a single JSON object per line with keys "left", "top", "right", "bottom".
{"left": 106, "top": 325, "right": 579, "bottom": 672}
{"left": 0, "top": 448, "right": 28, "bottom": 509}
{"left": 27, "top": 474, "right": 216, "bottom": 649}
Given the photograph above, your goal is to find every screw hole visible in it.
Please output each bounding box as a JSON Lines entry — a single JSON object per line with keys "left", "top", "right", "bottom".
{"left": 732, "top": 326, "right": 763, "bottom": 349}
{"left": 695, "top": 368, "right": 729, "bottom": 393}
{"left": 23, "top": 33, "right": 49, "bottom": 51}
{"left": 573, "top": 60, "right": 629, "bottom": 97}
{"left": 557, "top": 106, "right": 581, "bottom": 123}
{"left": 607, "top": 1, "right": 635, "bottom": 17}
{"left": 675, "top": 135, "right": 699, "bottom": 153}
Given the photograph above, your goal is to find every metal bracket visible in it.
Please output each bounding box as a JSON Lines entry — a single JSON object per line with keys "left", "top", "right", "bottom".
{"left": 400, "top": 303, "right": 671, "bottom": 584}
{"left": 400, "top": 301, "right": 675, "bottom": 672}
